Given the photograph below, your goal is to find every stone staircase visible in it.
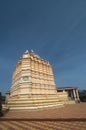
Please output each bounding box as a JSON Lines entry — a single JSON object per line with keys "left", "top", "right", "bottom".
{"left": 7, "top": 94, "right": 64, "bottom": 110}
{"left": 7, "top": 91, "right": 76, "bottom": 110}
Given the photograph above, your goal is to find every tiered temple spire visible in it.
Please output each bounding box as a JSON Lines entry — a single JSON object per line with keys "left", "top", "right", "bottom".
{"left": 7, "top": 50, "right": 79, "bottom": 110}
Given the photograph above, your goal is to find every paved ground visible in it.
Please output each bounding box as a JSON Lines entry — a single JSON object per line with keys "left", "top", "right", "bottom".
{"left": 0, "top": 121, "right": 86, "bottom": 130}
{"left": 2, "top": 103, "right": 86, "bottom": 119}
{"left": 0, "top": 103, "right": 86, "bottom": 130}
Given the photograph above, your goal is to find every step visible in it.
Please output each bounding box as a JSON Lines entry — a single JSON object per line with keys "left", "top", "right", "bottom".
{"left": 9, "top": 103, "right": 64, "bottom": 110}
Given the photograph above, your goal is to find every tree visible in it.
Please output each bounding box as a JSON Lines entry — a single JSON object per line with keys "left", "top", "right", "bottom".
{"left": 79, "top": 90, "right": 86, "bottom": 102}
{"left": 0, "top": 92, "right": 3, "bottom": 116}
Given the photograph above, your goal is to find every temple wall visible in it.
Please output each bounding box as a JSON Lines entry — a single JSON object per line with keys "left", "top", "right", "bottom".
{"left": 7, "top": 50, "right": 78, "bottom": 110}
{"left": 7, "top": 50, "right": 63, "bottom": 110}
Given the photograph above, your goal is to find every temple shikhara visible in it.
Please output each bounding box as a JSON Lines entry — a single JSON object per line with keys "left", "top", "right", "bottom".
{"left": 7, "top": 50, "right": 80, "bottom": 110}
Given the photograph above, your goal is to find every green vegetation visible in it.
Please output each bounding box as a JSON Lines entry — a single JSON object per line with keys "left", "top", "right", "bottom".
{"left": 79, "top": 90, "right": 86, "bottom": 102}
{"left": 0, "top": 92, "right": 3, "bottom": 116}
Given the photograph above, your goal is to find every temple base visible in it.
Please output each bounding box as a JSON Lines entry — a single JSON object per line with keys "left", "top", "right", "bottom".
{"left": 7, "top": 91, "right": 76, "bottom": 110}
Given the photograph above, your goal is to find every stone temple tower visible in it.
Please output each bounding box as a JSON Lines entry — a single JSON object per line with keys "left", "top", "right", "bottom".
{"left": 8, "top": 50, "right": 64, "bottom": 110}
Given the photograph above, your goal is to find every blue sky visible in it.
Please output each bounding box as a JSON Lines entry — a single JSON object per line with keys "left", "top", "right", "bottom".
{"left": 0, "top": 0, "right": 86, "bottom": 94}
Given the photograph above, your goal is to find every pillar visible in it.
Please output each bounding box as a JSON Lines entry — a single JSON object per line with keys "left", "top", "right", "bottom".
{"left": 70, "top": 90, "right": 73, "bottom": 99}
{"left": 75, "top": 89, "right": 80, "bottom": 101}
{"left": 73, "top": 89, "right": 77, "bottom": 100}
{"left": 63, "top": 89, "right": 65, "bottom": 92}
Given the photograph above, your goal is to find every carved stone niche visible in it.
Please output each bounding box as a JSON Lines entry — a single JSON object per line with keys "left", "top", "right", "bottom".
{"left": 22, "top": 76, "right": 31, "bottom": 82}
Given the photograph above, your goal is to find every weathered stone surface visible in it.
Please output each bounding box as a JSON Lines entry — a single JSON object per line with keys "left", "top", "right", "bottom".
{"left": 7, "top": 50, "right": 64, "bottom": 110}
{"left": 7, "top": 50, "right": 77, "bottom": 110}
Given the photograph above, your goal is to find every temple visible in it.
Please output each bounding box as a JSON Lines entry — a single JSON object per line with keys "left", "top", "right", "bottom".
{"left": 7, "top": 50, "right": 80, "bottom": 110}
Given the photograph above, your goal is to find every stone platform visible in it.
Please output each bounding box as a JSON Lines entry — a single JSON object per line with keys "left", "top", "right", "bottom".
{"left": 2, "top": 103, "right": 86, "bottom": 119}
{"left": 0, "top": 103, "right": 86, "bottom": 130}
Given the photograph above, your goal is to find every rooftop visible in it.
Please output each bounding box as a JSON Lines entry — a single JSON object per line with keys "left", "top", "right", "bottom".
{"left": 58, "top": 86, "right": 78, "bottom": 90}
